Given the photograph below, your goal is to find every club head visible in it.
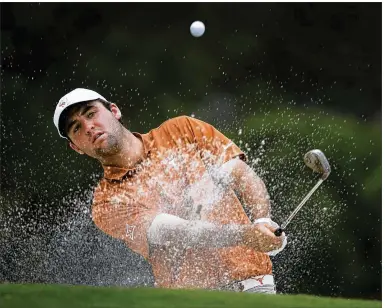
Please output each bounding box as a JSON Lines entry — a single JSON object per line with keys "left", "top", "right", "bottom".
{"left": 304, "top": 149, "right": 331, "bottom": 180}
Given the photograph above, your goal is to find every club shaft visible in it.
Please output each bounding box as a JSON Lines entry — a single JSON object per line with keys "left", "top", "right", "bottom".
{"left": 281, "top": 178, "right": 324, "bottom": 229}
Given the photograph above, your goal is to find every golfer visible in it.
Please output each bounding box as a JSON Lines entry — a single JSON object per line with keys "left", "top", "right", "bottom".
{"left": 53, "top": 88, "right": 287, "bottom": 293}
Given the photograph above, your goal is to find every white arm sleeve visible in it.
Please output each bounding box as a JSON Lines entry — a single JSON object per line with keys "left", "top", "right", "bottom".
{"left": 147, "top": 213, "right": 243, "bottom": 249}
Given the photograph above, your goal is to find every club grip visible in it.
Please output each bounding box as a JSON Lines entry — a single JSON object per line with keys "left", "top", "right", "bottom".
{"left": 274, "top": 228, "right": 284, "bottom": 237}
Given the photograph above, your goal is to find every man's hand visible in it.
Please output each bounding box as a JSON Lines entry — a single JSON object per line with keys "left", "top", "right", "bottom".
{"left": 241, "top": 223, "right": 286, "bottom": 253}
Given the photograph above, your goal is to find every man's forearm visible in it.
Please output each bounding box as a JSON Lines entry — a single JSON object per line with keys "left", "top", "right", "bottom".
{"left": 220, "top": 159, "right": 271, "bottom": 221}
{"left": 147, "top": 213, "right": 243, "bottom": 249}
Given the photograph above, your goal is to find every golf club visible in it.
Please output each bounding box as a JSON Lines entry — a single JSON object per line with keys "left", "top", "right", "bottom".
{"left": 274, "top": 149, "right": 331, "bottom": 236}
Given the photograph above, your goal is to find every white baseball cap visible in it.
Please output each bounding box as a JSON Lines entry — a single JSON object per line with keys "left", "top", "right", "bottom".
{"left": 53, "top": 88, "right": 107, "bottom": 138}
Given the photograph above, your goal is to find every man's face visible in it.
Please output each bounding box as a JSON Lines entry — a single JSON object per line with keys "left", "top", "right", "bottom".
{"left": 65, "top": 100, "right": 124, "bottom": 159}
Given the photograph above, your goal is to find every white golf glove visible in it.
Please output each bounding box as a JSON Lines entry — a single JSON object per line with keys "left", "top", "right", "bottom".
{"left": 253, "top": 217, "right": 287, "bottom": 256}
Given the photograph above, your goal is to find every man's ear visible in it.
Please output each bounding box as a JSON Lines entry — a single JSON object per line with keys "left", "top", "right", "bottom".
{"left": 69, "top": 142, "right": 84, "bottom": 155}
{"left": 110, "top": 103, "right": 122, "bottom": 121}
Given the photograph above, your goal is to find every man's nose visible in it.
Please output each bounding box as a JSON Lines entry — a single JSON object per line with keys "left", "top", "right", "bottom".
{"left": 84, "top": 120, "right": 94, "bottom": 135}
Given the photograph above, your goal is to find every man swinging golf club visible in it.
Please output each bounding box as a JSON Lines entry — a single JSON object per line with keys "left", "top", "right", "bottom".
{"left": 53, "top": 88, "right": 287, "bottom": 294}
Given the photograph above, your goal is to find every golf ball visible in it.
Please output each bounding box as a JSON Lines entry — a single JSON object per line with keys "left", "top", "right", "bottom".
{"left": 190, "top": 21, "right": 205, "bottom": 37}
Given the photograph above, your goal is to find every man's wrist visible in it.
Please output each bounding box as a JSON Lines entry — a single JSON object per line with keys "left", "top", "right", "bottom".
{"left": 253, "top": 217, "right": 272, "bottom": 225}
{"left": 239, "top": 224, "right": 263, "bottom": 251}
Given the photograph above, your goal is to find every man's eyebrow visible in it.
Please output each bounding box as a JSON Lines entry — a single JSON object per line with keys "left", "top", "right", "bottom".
{"left": 67, "top": 105, "right": 96, "bottom": 132}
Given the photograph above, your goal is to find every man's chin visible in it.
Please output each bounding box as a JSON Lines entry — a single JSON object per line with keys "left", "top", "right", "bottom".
{"left": 95, "top": 147, "right": 112, "bottom": 156}
{"left": 94, "top": 144, "right": 119, "bottom": 157}
{"left": 93, "top": 135, "right": 120, "bottom": 156}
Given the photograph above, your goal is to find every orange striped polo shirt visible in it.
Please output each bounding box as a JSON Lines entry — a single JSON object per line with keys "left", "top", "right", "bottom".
{"left": 92, "top": 116, "right": 272, "bottom": 289}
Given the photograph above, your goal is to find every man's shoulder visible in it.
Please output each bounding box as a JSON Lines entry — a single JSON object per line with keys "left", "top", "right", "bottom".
{"left": 147, "top": 115, "right": 191, "bottom": 136}
{"left": 141, "top": 115, "right": 220, "bottom": 152}
{"left": 155, "top": 115, "right": 195, "bottom": 129}
{"left": 149, "top": 115, "right": 209, "bottom": 134}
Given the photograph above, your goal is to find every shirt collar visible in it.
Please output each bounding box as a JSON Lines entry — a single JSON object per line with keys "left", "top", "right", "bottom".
{"left": 102, "top": 132, "right": 152, "bottom": 181}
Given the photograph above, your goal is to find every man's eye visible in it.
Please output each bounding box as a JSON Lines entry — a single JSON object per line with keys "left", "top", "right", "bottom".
{"left": 87, "top": 112, "right": 95, "bottom": 118}
{"left": 73, "top": 124, "right": 80, "bottom": 133}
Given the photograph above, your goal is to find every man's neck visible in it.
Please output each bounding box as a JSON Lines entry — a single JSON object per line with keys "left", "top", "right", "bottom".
{"left": 99, "top": 129, "right": 144, "bottom": 169}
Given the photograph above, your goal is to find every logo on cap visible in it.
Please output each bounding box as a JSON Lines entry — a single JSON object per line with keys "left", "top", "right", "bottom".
{"left": 58, "top": 96, "right": 70, "bottom": 108}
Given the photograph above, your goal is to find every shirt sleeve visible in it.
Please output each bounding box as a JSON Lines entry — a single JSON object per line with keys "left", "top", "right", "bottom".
{"left": 91, "top": 184, "right": 158, "bottom": 259}
{"left": 172, "top": 116, "right": 247, "bottom": 165}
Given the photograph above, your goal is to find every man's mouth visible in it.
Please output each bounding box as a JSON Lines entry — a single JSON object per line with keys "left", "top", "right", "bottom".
{"left": 92, "top": 132, "right": 104, "bottom": 143}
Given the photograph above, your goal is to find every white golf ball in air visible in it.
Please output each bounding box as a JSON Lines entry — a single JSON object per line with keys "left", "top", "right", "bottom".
{"left": 190, "top": 21, "right": 205, "bottom": 37}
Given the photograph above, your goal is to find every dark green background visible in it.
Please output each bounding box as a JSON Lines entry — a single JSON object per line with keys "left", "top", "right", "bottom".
{"left": 0, "top": 3, "right": 381, "bottom": 300}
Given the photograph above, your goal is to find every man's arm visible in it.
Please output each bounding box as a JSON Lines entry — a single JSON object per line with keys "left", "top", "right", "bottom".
{"left": 217, "top": 158, "right": 288, "bottom": 256}
{"left": 179, "top": 116, "right": 270, "bottom": 220}
{"left": 219, "top": 158, "right": 271, "bottom": 222}
{"left": 92, "top": 187, "right": 283, "bottom": 256}
{"left": 147, "top": 213, "right": 283, "bottom": 252}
